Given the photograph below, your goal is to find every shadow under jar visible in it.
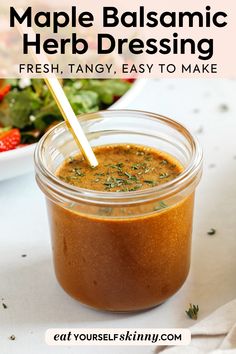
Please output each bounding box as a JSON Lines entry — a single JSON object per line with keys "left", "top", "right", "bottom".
{"left": 34, "top": 110, "right": 203, "bottom": 312}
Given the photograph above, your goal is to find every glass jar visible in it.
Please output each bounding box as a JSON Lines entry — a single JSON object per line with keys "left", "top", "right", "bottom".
{"left": 34, "top": 110, "right": 203, "bottom": 312}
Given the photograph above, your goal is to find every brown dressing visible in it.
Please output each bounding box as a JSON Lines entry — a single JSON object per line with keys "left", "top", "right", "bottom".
{"left": 57, "top": 144, "right": 182, "bottom": 192}
{"left": 48, "top": 144, "right": 193, "bottom": 311}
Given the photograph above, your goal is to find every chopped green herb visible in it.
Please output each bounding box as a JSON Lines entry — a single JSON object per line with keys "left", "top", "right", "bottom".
{"left": 106, "top": 162, "right": 124, "bottom": 173}
{"left": 116, "top": 163, "right": 124, "bottom": 169}
{"left": 160, "top": 160, "right": 168, "bottom": 165}
{"left": 154, "top": 201, "right": 168, "bottom": 211}
{"left": 144, "top": 180, "right": 156, "bottom": 185}
{"left": 128, "top": 184, "right": 143, "bottom": 191}
{"left": 207, "top": 228, "right": 216, "bottom": 236}
{"left": 72, "top": 168, "right": 85, "bottom": 177}
{"left": 124, "top": 172, "right": 132, "bottom": 179}
{"left": 159, "top": 173, "right": 169, "bottom": 179}
{"left": 67, "top": 176, "right": 81, "bottom": 180}
{"left": 131, "top": 163, "right": 140, "bottom": 170}
{"left": 104, "top": 177, "right": 127, "bottom": 189}
{"left": 186, "top": 304, "right": 199, "bottom": 320}
{"left": 124, "top": 172, "right": 138, "bottom": 182}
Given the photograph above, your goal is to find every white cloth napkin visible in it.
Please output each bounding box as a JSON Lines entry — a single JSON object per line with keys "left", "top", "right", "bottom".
{"left": 156, "top": 299, "right": 236, "bottom": 354}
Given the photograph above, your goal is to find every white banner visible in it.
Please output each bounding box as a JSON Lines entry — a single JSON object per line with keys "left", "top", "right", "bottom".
{"left": 45, "top": 328, "right": 191, "bottom": 346}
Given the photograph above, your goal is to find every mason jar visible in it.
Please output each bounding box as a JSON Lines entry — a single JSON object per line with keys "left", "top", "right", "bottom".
{"left": 34, "top": 110, "right": 203, "bottom": 312}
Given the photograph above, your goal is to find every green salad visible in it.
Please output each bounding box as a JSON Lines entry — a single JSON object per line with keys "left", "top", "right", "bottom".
{"left": 0, "top": 79, "right": 131, "bottom": 151}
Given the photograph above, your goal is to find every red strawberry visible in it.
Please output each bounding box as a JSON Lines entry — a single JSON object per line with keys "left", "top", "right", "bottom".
{"left": 0, "top": 128, "right": 21, "bottom": 152}
{"left": 0, "top": 84, "right": 11, "bottom": 101}
{"left": 122, "top": 78, "right": 135, "bottom": 83}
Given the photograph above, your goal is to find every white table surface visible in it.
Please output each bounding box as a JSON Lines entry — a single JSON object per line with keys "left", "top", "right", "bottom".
{"left": 1, "top": 79, "right": 236, "bottom": 354}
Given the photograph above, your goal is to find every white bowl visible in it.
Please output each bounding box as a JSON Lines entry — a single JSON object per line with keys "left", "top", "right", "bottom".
{"left": 0, "top": 79, "right": 147, "bottom": 181}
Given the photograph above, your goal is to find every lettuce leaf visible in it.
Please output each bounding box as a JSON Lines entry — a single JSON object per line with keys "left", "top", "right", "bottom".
{"left": 0, "top": 79, "right": 131, "bottom": 138}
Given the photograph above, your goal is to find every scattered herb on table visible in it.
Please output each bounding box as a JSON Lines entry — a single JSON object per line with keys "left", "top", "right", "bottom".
{"left": 9, "top": 335, "right": 16, "bottom": 341}
{"left": 195, "top": 126, "right": 204, "bottom": 135}
{"left": 207, "top": 228, "right": 216, "bottom": 236}
{"left": 2, "top": 302, "right": 7, "bottom": 309}
{"left": 186, "top": 304, "right": 199, "bottom": 320}
{"left": 208, "top": 164, "right": 216, "bottom": 169}
{"left": 219, "top": 104, "right": 229, "bottom": 112}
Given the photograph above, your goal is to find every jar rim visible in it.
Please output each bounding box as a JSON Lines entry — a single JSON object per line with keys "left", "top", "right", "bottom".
{"left": 34, "top": 109, "right": 203, "bottom": 205}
